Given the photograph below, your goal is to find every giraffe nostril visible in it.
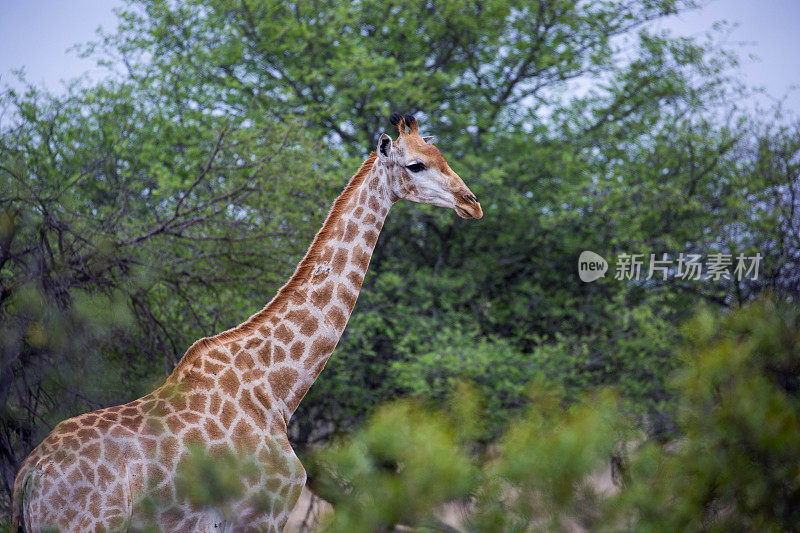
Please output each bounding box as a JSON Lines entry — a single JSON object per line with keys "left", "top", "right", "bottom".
{"left": 462, "top": 193, "right": 477, "bottom": 204}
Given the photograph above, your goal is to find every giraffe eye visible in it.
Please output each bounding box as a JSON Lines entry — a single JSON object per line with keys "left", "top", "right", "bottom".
{"left": 406, "top": 162, "right": 426, "bottom": 173}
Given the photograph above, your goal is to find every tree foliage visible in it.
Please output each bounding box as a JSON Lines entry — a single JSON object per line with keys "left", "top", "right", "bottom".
{"left": 308, "top": 299, "right": 800, "bottom": 531}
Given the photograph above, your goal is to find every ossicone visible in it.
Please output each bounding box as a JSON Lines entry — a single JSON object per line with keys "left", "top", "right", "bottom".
{"left": 389, "top": 112, "right": 419, "bottom": 135}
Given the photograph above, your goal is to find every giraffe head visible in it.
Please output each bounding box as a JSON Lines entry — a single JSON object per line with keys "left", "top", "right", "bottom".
{"left": 377, "top": 113, "right": 483, "bottom": 219}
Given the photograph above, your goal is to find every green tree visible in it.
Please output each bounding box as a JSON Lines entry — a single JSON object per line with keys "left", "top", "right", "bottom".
{"left": 610, "top": 298, "right": 800, "bottom": 531}
{"left": 308, "top": 299, "right": 800, "bottom": 531}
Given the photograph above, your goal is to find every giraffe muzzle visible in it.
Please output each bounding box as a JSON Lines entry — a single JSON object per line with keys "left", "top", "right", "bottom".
{"left": 455, "top": 192, "right": 483, "bottom": 219}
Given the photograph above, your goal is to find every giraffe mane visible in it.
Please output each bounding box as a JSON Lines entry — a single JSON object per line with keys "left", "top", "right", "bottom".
{"left": 172, "top": 152, "right": 378, "bottom": 374}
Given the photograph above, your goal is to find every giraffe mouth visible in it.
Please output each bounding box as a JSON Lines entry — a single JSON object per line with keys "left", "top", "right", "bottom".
{"left": 455, "top": 201, "right": 483, "bottom": 219}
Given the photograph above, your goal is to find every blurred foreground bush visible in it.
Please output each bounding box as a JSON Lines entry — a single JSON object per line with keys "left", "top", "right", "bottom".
{"left": 304, "top": 298, "right": 800, "bottom": 531}
{"left": 612, "top": 298, "right": 800, "bottom": 531}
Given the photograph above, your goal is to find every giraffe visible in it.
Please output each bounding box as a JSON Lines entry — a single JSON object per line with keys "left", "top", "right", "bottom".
{"left": 12, "top": 113, "right": 483, "bottom": 532}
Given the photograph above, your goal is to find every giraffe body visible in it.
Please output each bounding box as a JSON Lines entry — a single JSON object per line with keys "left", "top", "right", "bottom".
{"left": 14, "top": 387, "right": 302, "bottom": 531}
{"left": 13, "top": 115, "right": 482, "bottom": 531}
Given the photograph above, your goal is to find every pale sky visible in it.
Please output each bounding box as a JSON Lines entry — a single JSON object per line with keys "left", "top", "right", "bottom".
{"left": 0, "top": 0, "right": 799, "bottom": 114}
{"left": 0, "top": 0, "right": 121, "bottom": 92}
{"left": 655, "top": 0, "right": 800, "bottom": 116}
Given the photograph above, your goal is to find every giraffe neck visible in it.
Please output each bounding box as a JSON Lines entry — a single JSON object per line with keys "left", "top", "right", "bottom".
{"left": 172, "top": 153, "right": 394, "bottom": 425}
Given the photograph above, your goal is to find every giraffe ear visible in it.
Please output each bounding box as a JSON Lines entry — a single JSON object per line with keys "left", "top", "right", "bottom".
{"left": 377, "top": 133, "right": 394, "bottom": 160}
{"left": 422, "top": 135, "right": 436, "bottom": 144}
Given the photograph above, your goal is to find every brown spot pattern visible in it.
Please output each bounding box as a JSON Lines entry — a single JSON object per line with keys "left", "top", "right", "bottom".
{"left": 257, "top": 342, "right": 272, "bottom": 366}
{"left": 347, "top": 270, "right": 364, "bottom": 290}
{"left": 310, "top": 283, "right": 334, "bottom": 309}
{"left": 332, "top": 248, "right": 348, "bottom": 274}
{"left": 364, "top": 230, "right": 378, "bottom": 247}
{"left": 319, "top": 245, "right": 335, "bottom": 263}
{"left": 352, "top": 244, "right": 370, "bottom": 270}
{"left": 326, "top": 306, "right": 347, "bottom": 331}
{"left": 289, "top": 341, "right": 306, "bottom": 361}
{"left": 240, "top": 391, "right": 265, "bottom": 427}
{"left": 344, "top": 221, "right": 359, "bottom": 242}
{"left": 244, "top": 337, "right": 262, "bottom": 350}
{"left": 306, "top": 338, "right": 337, "bottom": 369}
{"left": 274, "top": 324, "right": 293, "bottom": 344}
{"left": 273, "top": 345, "right": 287, "bottom": 363}
{"left": 338, "top": 285, "right": 357, "bottom": 311}
{"left": 268, "top": 368, "right": 298, "bottom": 399}
{"left": 218, "top": 368, "right": 240, "bottom": 396}
{"left": 235, "top": 351, "right": 255, "bottom": 371}
{"left": 300, "top": 315, "right": 318, "bottom": 336}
